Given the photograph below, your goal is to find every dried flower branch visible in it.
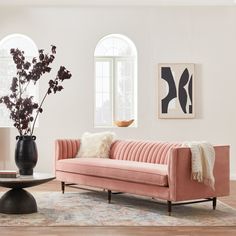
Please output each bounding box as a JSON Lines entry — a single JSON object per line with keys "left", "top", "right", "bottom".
{"left": 0, "top": 45, "right": 72, "bottom": 136}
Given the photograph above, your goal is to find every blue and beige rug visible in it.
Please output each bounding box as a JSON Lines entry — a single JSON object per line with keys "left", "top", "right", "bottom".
{"left": 0, "top": 191, "right": 235, "bottom": 226}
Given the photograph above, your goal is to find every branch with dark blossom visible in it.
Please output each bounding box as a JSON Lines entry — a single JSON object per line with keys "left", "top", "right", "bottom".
{"left": 30, "top": 66, "right": 71, "bottom": 135}
{"left": 0, "top": 45, "right": 72, "bottom": 136}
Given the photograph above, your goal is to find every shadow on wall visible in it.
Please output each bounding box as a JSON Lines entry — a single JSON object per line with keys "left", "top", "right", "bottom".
{"left": 0, "top": 128, "right": 10, "bottom": 169}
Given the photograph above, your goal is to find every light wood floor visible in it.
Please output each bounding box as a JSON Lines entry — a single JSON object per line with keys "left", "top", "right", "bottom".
{"left": 0, "top": 180, "right": 235, "bottom": 236}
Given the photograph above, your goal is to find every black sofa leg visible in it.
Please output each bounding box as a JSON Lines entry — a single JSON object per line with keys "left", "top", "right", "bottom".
{"left": 167, "top": 200, "right": 172, "bottom": 216}
{"left": 61, "top": 181, "right": 65, "bottom": 194}
{"left": 108, "top": 190, "right": 111, "bottom": 203}
{"left": 213, "top": 197, "right": 217, "bottom": 210}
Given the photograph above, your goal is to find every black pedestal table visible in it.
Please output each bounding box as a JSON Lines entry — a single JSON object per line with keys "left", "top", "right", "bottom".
{"left": 0, "top": 173, "right": 55, "bottom": 214}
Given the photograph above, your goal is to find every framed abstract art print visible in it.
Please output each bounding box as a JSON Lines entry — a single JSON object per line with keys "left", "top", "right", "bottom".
{"left": 158, "top": 63, "right": 195, "bottom": 119}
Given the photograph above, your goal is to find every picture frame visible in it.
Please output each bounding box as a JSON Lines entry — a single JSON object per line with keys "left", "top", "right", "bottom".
{"left": 158, "top": 63, "right": 195, "bottom": 119}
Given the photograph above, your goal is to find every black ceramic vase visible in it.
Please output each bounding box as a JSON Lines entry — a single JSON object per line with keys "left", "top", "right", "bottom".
{"left": 15, "top": 135, "right": 38, "bottom": 176}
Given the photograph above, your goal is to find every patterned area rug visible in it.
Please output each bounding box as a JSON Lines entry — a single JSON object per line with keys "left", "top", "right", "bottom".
{"left": 0, "top": 191, "right": 235, "bottom": 226}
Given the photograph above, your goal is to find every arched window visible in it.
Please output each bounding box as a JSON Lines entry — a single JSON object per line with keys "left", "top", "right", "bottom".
{"left": 94, "top": 34, "right": 137, "bottom": 127}
{"left": 0, "top": 34, "right": 38, "bottom": 127}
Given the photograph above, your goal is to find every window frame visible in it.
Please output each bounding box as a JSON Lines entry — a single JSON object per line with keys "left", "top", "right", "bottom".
{"left": 94, "top": 35, "right": 137, "bottom": 128}
{"left": 0, "top": 33, "right": 38, "bottom": 127}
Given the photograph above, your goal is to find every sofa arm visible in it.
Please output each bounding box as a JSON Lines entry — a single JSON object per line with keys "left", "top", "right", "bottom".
{"left": 168, "top": 146, "right": 230, "bottom": 202}
{"left": 55, "top": 139, "right": 80, "bottom": 161}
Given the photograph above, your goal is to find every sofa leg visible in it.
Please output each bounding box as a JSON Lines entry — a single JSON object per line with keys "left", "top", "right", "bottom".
{"left": 61, "top": 181, "right": 65, "bottom": 194}
{"left": 108, "top": 190, "right": 111, "bottom": 203}
{"left": 213, "top": 197, "right": 217, "bottom": 210}
{"left": 167, "top": 201, "right": 172, "bottom": 216}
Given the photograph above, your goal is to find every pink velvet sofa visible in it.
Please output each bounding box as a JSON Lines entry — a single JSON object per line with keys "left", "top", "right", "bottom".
{"left": 55, "top": 139, "right": 230, "bottom": 215}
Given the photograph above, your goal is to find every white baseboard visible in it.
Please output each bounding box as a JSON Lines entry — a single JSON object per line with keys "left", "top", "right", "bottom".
{"left": 230, "top": 173, "right": 236, "bottom": 180}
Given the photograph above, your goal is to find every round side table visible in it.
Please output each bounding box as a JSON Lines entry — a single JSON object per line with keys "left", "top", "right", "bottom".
{"left": 0, "top": 173, "right": 55, "bottom": 214}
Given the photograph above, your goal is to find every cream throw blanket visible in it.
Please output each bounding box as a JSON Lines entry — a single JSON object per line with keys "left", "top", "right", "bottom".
{"left": 182, "top": 142, "right": 215, "bottom": 190}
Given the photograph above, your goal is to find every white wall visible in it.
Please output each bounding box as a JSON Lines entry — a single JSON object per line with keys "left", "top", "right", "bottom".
{"left": 0, "top": 6, "right": 235, "bottom": 178}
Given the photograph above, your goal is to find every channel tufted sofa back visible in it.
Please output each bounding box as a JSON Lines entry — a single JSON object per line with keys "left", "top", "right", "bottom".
{"left": 110, "top": 140, "right": 181, "bottom": 164}
{"left": 56, "top": 139, "right": 80, "bottom": 160}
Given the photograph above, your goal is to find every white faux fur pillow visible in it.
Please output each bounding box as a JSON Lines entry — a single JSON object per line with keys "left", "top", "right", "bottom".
{"left": 76, "top": 132, "right": 116, "bottom": 158}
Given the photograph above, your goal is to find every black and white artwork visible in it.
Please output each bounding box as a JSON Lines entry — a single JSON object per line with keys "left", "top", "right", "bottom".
{"left": 158, "top": 63, "right": 194, "bottom": 118}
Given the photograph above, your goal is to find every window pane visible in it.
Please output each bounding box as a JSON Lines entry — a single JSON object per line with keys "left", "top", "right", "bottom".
{"left": 95, "top": 35, "right": 135, "bottom": 57}
{"left": 115, "top": 60, "right": 134, "bottom": 121}
{"left": 95, "top": 60, "right": 112, "bottom": 126}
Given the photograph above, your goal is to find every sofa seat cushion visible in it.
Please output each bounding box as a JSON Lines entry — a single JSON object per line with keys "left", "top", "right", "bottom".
{"left": 56, "top": 158, "right": 168, "bottom": 187}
